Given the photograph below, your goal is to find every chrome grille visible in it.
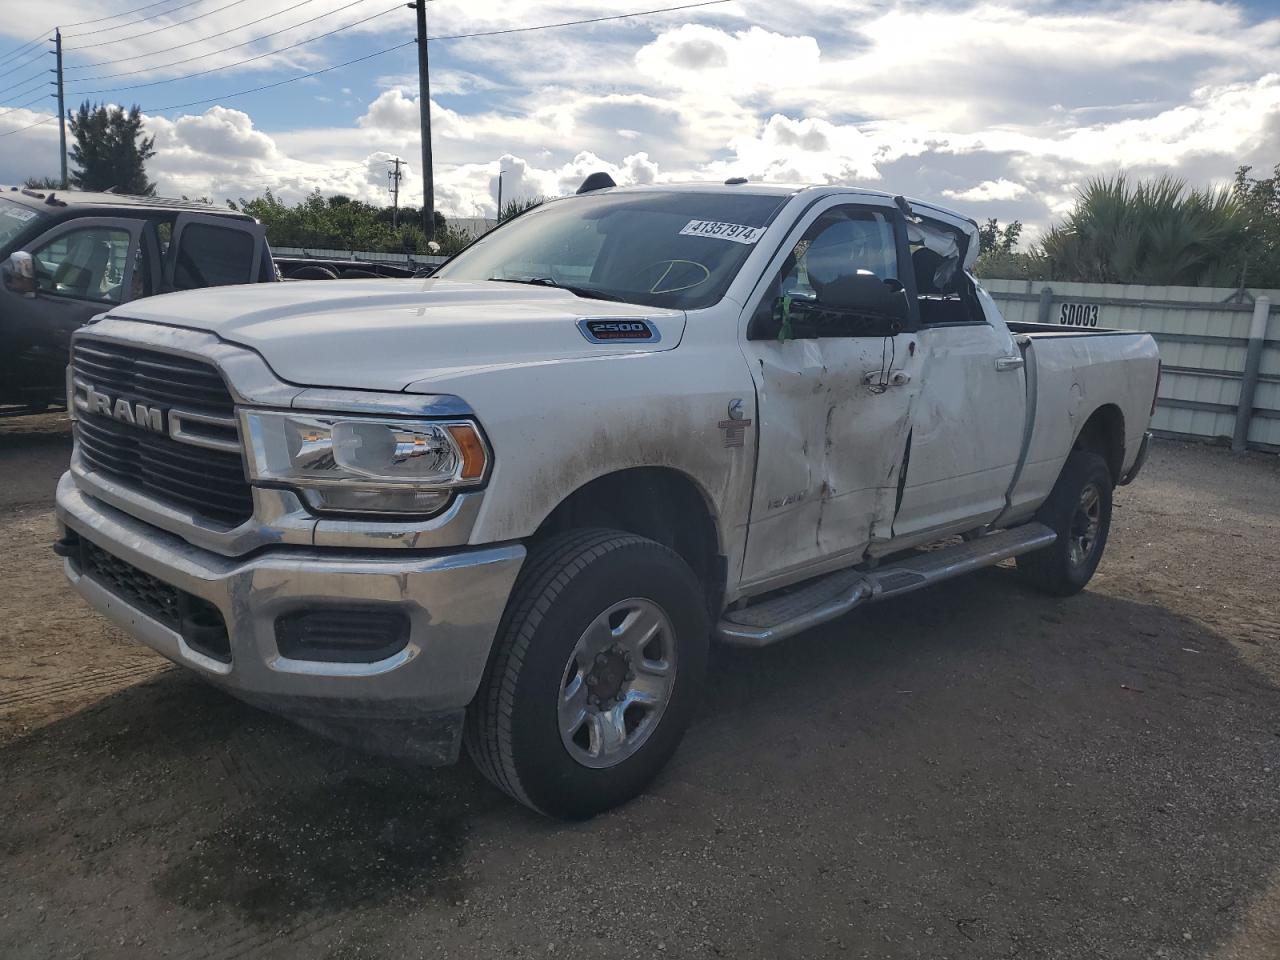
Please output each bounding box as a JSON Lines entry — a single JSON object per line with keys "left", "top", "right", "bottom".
{"left": 72, "top": 339, "right": 235, "bottom": 416}
{"left": 72, "top": 339, "right": 254, "bottom": 526}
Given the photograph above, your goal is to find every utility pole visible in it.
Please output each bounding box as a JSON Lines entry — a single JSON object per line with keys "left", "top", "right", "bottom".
{"left": 409, "top": 0, "right": 434, "bottom": 240}
{"left": 496, "top": 170, "right": 503, "bottom": 221}
{"left": 387, "top": 157, "right": 403, "bottom": 229}
{"left": 51, "top": 28, "right": 67, "bottom": 189}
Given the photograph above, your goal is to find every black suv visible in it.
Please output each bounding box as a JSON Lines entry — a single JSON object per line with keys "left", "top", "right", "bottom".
{"left": 0, "top": 187, "right": 273, "bottom": 413}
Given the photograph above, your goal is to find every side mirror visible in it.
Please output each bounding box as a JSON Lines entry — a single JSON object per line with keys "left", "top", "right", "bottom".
{"left": 3, "top": 251, "right": 36, "bottom": 297}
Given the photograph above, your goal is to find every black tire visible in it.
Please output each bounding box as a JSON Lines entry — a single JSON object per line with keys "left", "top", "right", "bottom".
{"left": 465, "top": 528, "right": 709, "bottom": 819}
{"left": 1016, "top": 449, "right": 1113, "bottom": 596}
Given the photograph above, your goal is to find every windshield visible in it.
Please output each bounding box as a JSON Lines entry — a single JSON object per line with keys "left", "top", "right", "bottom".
{"left": 435, "top": 190, "right": 790, "bottom": 309}
{"left": 0, "top": 197, "right": 46, "bottom": 251}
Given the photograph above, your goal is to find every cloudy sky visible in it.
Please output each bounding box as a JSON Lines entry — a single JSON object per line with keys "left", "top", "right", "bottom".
{"left": 0, "top": 0, "right": 1277, "bottom": 240}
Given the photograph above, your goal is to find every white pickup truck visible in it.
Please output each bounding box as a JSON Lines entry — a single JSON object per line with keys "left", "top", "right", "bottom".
{"left": 54, "top": 179, "right": 1160, "bottom": 818}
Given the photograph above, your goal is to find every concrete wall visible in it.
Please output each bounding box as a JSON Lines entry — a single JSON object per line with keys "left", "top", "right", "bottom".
{"left": 981, "top": 278, "right": 1280, "bottom": 453}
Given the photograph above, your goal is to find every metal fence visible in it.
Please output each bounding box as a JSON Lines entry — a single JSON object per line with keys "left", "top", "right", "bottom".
{"left": 981, "top": 278, "right": 1280, "bottom": 453}
{"left": 272, "top": 247, "right": 447, "bottom": 269}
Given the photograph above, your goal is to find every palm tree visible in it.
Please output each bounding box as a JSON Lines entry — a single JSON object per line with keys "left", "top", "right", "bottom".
{"left": 1041, "top": 175, "right": 1247, "bottom": 286}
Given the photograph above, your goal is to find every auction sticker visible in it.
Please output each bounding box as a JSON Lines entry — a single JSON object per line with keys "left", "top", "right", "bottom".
{"left": 679, "top": 219, "right": 764, "bottom": 244}
{"left": 1, "top": 207, "right": 37, "bottom": 222}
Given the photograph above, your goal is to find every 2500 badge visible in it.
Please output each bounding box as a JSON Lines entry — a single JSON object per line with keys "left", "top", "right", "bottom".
{"left": 578, "top": 319, "right": 660, "bottom": 343}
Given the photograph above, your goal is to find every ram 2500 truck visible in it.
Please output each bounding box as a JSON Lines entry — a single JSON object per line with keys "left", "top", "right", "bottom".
{"left": 54, "top": 180, "right": 1160, "bottom": 818}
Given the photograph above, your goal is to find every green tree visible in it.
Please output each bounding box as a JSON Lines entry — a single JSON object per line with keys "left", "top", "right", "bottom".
{"left": 972, "top": 217, "right": 1046, "bottom": 280}
{"left": 1038, "top": 175, "right": 1247, "bottom": 286}
{"left": 67, "top": 102, "right": 156, "bottom": 195}
{"left": 237, "top": 190, "right": 462, "bottom": 255}
{"left": 1233, "top": 163, "right": 1280, "bottom": 289}
{"left": 977, "top": 217, "right": 1022, "bottom": 256}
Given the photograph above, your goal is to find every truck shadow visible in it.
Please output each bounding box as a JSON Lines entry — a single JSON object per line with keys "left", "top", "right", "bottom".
{"left": 3, "top": 567, "right": 1279, "bottom": 958}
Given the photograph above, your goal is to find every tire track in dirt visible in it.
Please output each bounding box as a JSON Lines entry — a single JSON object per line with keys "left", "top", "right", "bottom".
{"left": 193, "top": 913, "right": 351, "bottom": 960}
{"left": 0, "top": 660, "right": 172, "bottom": 710}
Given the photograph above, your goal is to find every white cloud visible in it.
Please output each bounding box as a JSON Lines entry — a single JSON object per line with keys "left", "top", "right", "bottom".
{"left": 634, "top": 25, "right": 821, "bottom": 94}
{"left": 2, "top": 0, "right": 1278, "bottom": 237}
{"left": 707, "top": 114, "right": 883, "bottom": 184}
{"left": 944, "top": 178, "right": 1030, "bottom": 202}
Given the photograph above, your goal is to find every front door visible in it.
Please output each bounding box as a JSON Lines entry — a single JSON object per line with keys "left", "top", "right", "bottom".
{"left": 0, "top": 216, "right": 147, "bottom": 404}
{"left": 739, "top": 199, "right": 922, "bottom": 587}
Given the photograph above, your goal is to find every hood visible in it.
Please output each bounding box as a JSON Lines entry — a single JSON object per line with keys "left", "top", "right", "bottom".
{"left": 108, "top": 278, "right": 685, "bottom": 391}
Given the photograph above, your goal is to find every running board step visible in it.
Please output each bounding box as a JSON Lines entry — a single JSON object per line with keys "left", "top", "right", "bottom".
{"left": 716, "top": 523, "right": 1057, "bottom": 647}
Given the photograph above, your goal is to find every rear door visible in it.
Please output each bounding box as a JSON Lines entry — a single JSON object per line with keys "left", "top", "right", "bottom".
{"left": 163, "top": 213, "right": 266, "bottom": 293}
{"left": 890, "top": 272, "right": 1027, "bottom": 537}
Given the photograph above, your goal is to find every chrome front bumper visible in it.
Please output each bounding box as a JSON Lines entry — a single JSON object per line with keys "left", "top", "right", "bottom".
{"left": 55, "top": 473, "right": 526, "bottom": 763}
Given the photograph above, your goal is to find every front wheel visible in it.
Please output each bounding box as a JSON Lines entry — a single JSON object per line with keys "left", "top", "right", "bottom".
{"left": 465, "top": 529, "right": 709, "bottom": 819}
{"left": 1016, "top": 449, "right": 1113, "bottom": 596}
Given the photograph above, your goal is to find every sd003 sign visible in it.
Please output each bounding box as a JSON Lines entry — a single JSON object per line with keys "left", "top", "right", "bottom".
{"left": 578, "top": 318, "right": 661, "bottom": 343}
{"left": 1058, "top": 302, "right": 1101, "bottom": 327}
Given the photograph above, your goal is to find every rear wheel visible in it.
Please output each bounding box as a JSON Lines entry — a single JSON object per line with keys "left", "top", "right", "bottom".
{"left": 1016, "top": 450, "right": 1113, "bottom": 596}
{"left": 465, "top": 529, "right": 709, "bottom": 819}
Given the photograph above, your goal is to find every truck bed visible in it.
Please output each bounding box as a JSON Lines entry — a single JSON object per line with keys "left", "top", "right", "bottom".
{"left": 1000, "top": 323, "right": 1160, "bottom": 526}
{"left": 1006, "top": 321, "right": 1145, "bottom": 338}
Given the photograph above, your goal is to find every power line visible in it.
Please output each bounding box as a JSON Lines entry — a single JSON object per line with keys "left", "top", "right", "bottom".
{"left": 0, "top": 76, "right": 47, "bottom": 100}
{"left": 120, "top": 0, "right": 738, "bottom": 113}
{"left": 65, "top": 0, "right": 321, "bottom": 69}
{"left": 149, "top": 0, "right": 736, "bottom": 111}
{"left": 0, "top": 114, "right": 56, "bottom": 138}
{"left": 0, "top": 46, "right": 47, "bottom": 80}
{"left": 0, "top": 32, "right": 51, "bottom": 67}
{"left": 0, "top": 93, "right": 48, "bottom": 118}
{"left": 65, "top": 0, "right": 255, "bottom": 50}
{"left": 430, "top": 0, "right": 734, "bottom": 42}
{"left": 71, "top": 0, "right": 368, "bottom": 81}
{"left": 64, "top": 0, "right": 204, "bottom": 31}
{"left": 72, "top": 1, "right": 399, "bottom": 93}
{"left": 63, "top": 0, "right": 220, "bottom": 40}
{"left": 145, "top": 37, "right": 415, "bottom": 112}
{"left": 15, "top": 0, "right": 737, "bottom": 123}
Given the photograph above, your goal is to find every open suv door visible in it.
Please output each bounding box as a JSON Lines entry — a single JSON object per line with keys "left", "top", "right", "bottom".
{"left": 163, "top": 212, "right": 267, "bottom": 293}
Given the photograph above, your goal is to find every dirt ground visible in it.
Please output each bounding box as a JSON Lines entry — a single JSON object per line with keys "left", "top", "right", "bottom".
{"left": 1, "top": 415, "right": 1278, "bottom": 960}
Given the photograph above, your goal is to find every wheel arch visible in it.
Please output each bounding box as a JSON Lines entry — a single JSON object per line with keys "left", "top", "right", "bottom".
{"left": 1071, "top": 403, "right": 1125, "bottom": 484}
{"left": 532, "top": 466, "right": 726, "bottom": 614}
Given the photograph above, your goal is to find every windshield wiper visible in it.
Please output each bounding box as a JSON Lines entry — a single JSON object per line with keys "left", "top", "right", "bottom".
{"left": 487, "top": 276, "right": 624, "bottom": 302}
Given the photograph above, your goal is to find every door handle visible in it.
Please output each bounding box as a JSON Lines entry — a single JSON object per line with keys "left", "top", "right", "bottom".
{"left": 995, "top": 356, "right": 1025, "bottom": 372}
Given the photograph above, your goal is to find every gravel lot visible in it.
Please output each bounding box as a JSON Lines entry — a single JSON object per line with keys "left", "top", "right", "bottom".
{"left": 2, "top": 415, "right": 1278, "bottom": 960}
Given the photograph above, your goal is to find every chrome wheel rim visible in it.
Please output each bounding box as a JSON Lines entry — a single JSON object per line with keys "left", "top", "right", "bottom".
{"left": 1068, "top": 483, "right": 1103, "bottom": 568}
{"left": 558, "top": 598, "right": 677, "bottom": 769}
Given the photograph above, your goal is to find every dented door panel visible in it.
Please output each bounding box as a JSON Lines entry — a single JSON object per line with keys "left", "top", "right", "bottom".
{"left": 891, "top": 320, "right": 1026, "bottom": 537}
{"left": 740, "top": 333, "right": 921, "bottom": 587}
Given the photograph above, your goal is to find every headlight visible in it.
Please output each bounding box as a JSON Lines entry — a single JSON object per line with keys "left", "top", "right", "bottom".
{"left": 241, "top": 410, "right": 488, "bottom": 517}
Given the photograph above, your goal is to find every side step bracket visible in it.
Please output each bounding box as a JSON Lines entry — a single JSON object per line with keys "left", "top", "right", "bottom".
{"left": 716, "top": 523, "right": 1056, "bottom": 647}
